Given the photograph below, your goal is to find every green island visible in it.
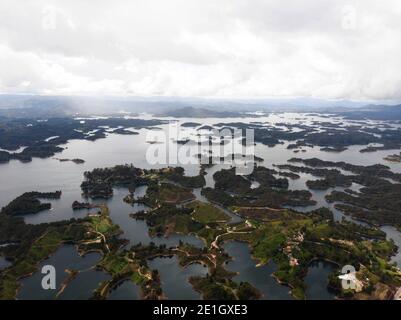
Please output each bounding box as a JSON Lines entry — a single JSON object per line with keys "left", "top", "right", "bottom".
{"left": 55, "top": 158, "right": 85, "bottom": 164}
{"left": 1, "top": 191, "right": 61, "bottom": 216}
{"left": 273, "top": 157, "right": 401, "bottom": 228}
{"left": 0, "top": 198, "right": 168, "bottom": 300}
{"left": 0, "top": 117, "right": 167, "bottom": 163}
{"left": 1, "top": 161, "right": 401, "bottom": 300}
{"left": 117, "top": 164, "right": 401, "bottom": 299}
{"left": 2, "top": 112, "right": 401, "bottom": 165}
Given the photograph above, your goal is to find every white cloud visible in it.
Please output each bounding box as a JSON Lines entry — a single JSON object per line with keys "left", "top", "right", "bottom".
{"left": 0, "top": 0, "right": 401, "bottom": 100}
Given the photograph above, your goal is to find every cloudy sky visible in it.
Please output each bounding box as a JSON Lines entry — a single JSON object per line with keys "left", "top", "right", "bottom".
{"left": 0, "top": 0, "right": 400, "bottom": 101}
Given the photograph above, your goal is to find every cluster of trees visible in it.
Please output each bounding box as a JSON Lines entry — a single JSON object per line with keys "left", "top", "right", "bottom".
{"left": 1, "top": 191, "right": 61, "bottom": 216}
{"left": 190, "top": 275, "right": 261, "bottom": 300}
{"left": 131, "top": 204, "right": 202, "bottom": 237}
{"left": 81, "top": 165, "right": 147, "bottom": 199}
{"left": 0, "top": 117, "right": 166, "bottom": 163}
{"left": 208, "top": 166, "right": 315, "bottom": 208}
{"left": 159, "top": 166, "right": 205, "bottom": 188}
{"left": 214, "top": 119, "right": 401, "bottom": 152}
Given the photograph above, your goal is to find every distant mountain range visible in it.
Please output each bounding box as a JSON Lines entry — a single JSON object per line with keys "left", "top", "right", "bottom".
{"left": 0, "top": 94, "right": 400, "bottom": 120}
{"left": 336, "top": 104, "right": 401, "bottom": 120}
{"left": 154, "top": 106, "right": 242, "bottom": 118}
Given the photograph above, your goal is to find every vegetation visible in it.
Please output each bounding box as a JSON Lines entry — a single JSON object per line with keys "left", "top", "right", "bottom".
{"left": 2, "top": 121, "right": 401, "bottom": 301}
{"left": 0, "top": 117, "right": 166, "bottom": 162}
{"left": 0, "top": 217, "right": 88, "bottom": 299}
{"left": 206, "top": 167, "right": 315, "bottom": 208}
{"left": 187, "top": 201, "right": 230, "bottom": 224}
{"left": 274, "top": 157, "right": 401, "bottom": 228}
{"left": 1, "top": 191, "right": 61, "bottom": 216}
{"left": 0, "top": 197, "right": 123, "bottom": 300}
{"left": 190, "top": 275, "right": 260, "bottom": 300}
{"left": 131, "top": 204, "right": 202, "bottom": 237}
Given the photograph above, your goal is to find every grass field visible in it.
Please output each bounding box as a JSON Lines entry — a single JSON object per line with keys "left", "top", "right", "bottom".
{"left": 187, "top": 201, "right": 230, "bottom": 224}
{"left": 159, "top": 183, "right": 195, "bottom": 204}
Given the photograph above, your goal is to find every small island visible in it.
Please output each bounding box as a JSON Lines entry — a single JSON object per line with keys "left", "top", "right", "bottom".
{"left": 56, "top": 158, "right": 85, "bottom": 164}
{"left": 384, "top": 153, "right": 401, "bottom": 163}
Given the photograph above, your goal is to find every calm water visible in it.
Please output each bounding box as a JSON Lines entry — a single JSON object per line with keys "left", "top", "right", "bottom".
{"left": 224, "top": 241, "right": 337, "bottom": 300}
{"left": 380, "top": 225, "right": 401, "bottom": 267}
{"left": 18, "top": 245, "right": 105, "bottom": 300}
{"left": 58, "top": 269, "right": 111, "bottom": 300}
{"left": 305, "top": 260, "right": 337, "bottom": 300}
{"left": 148, "top": 256, "right": 208, "bottom": 300}
{"left": 1, "top": 113, "right": 400, "bottom": 299}
{"left": 0, "top": 256, "right": 11, "bottom": 270}
{"left": 107, "top": 280, "right": 141, "bottom": 300}
{"left": 92, "top": 187, "right": 205, "bottom": 248}
{"left": 223, "top": 241, "right": 292, "bottom": 300}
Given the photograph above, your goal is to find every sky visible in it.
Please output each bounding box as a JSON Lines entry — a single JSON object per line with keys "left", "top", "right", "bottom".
{"left": 0, "top": 0, "right": 401, "bottom": 101}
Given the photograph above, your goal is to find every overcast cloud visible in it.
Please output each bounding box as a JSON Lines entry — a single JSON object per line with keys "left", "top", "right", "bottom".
{"left": 0, "top": 0, "right": 400, "bottom": 100}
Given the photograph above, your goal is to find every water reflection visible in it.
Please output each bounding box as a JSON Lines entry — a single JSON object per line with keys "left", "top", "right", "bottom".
{"left": 58, "top": 269, "right": 111, "bottom": 300}
{"left": 98, "top": 188, "right": 205, "bottom": 248}
{"left": 148, "top": 256, "right": 207, "bottom": 300}
{"left": 380, "top": 226, "right": 401, "bottom": 268}
{"left": 223, "top": 241, "right": 292, "bottom": 300}
{"left": 18, "top": 245, "right": 103, "bottom": 300}
{"left": 0, "top": 256, "right": 11, "bottom": 270}
{"left": 305, "top": 260, "right": 337, "bottom": 300}
{"left": 108, "top": 280, "right": 141, "bottom": 300}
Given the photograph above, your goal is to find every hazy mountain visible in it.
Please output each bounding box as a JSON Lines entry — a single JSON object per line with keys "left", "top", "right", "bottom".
{"left": 154, "top": 106, "right": 243, "bottom": 118}
{"left": 338, "top": 104, "right": 401, "bottom": 120}
{"left": 0, "top": 94, "right": 400, "bottom": 119}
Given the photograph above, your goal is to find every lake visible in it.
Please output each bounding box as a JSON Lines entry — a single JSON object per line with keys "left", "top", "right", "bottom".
{"left": 18, "top": 245, "right": 108, "bottom": 300}
{"left": 1, "top": 113, "right": 400, "bottom": 299}
{"left": 223, "top": 241, "right": 292, "bottom": 300}
{"left": 148, "top": 256, "right": 208, "bottom": 300}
